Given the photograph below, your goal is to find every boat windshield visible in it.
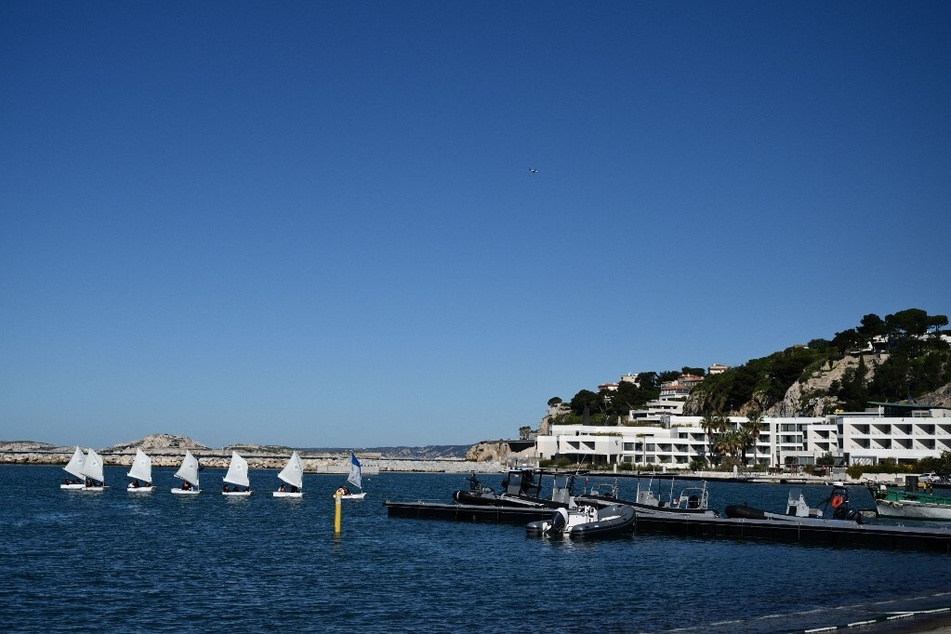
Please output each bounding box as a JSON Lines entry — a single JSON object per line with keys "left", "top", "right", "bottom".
{"left": 504, "top": 470, "right": 541, "bottom": 497}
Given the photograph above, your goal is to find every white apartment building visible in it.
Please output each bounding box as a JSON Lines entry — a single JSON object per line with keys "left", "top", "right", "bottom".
{"left": 834, "top": 405, "right": 951, "bottom": 466}
{"left": 533, "top": 407, "right": 951, "bottom": 469}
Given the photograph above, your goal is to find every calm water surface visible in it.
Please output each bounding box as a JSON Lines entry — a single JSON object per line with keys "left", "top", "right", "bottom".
{"left": 1, "top": 465, "right": 949, "bottom": 633}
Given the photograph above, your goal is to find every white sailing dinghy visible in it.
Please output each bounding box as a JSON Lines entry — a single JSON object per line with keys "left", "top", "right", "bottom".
{"left": 171, "top": 450, "right": 200, "bottom": 495}
{"left": 127, "top": 448, "right": 155, "bottom": 492}
{"left": 60, "top": 446, "right": 87, "bottom": 489}
{"left": 338, "top": 452, "right": 366, "bottom": 499}
{"left": 273, "top": 451, "right": 304, "bottom": 498}
{"left": 80, "top": 448, "right": 106, "bottom": 491}
{"left": 222, "top": 451, "right": 251, "bottom": 496}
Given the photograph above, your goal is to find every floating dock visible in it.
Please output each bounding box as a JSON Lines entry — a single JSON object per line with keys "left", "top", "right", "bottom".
{"left": 632, "top": 511, "right": 951, "bottom": 553}
{"left": 384, "top": 500, "right": 951, "bottom": 553}
{"left": 385, "top": 501, "right": 554, "bottom": 524}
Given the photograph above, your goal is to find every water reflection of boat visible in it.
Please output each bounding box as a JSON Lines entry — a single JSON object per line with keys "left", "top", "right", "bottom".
{"left": 526, "top": 504, "right": 636, "bottom": 539}
{"left": 725, "top": 484, "right": 863, "bottom": 524}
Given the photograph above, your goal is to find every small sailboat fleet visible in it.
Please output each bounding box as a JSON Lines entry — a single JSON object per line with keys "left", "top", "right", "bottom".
{"left": 222, "top": 451, "right": 251, "bottom": 496}
{"left": 337, "top": 452, "right": 366, "bottom": 499}
{"left": 58, "top": 447, "right": 335, "bottom": 500}
{"left": 171, "top": 449, "right": 201, "bottom": 495}
{"left": 273, "top": 451, "right": 304, "bottom": 498}
{"left": 61, "top": 447, "right": 106, "bottom": 490}
{"left": 127, "top": 448, "right": 154, "bottom": 492}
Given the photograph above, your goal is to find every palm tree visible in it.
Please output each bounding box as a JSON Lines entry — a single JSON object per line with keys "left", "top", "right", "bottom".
{"left": 701, "top": 413, "right": 726, "bottom": 467}
{"left": 715, "top": 428, "right": 739, "bottom": 463}
{"left": 745, "top": 410, "right": 764, "bottom": 467}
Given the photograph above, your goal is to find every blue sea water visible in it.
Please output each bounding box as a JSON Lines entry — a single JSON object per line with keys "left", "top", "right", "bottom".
{"left": 1, "top": 465, "right": 950, "bottom": 633}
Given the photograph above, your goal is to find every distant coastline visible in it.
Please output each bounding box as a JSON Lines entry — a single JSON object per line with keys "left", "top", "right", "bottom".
{"left": 0, "top": 442, "right": 501, "bottom": 474}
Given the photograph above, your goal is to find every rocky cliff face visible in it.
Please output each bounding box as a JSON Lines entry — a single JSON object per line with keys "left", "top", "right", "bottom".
{"left": 768, "top": 353, "right": 889, "bottom": 417}
{"left": 466, "top": 440, "right": 534, "bottom": 463}
{"left": 685, "top": 351, "right": 951, "bottom": 418}
{"left": 918, "top": 383, "right": 951, "bottom": 408}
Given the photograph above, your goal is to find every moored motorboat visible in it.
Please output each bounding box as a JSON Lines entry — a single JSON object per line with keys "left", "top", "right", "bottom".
{"left": 452, "top": 468, "right": 579, "bottom": 509}
{"left": 872, "top": 477, "right": 951, "bottom": 521}
{"left": 578, "top": 478, "right": 717, "bottom": 517}
{"left": 526, "top": 504, "right": 636, "bottom": 539}
{"left": 725, "top": 484, "right": 863, "bottom": 524}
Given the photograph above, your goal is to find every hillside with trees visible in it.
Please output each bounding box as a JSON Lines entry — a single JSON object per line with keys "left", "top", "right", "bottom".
{"left": 687, "top": 308, "right": 950, "bottom": 418}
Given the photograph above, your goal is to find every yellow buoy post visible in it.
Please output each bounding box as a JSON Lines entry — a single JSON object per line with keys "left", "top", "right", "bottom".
{"left": 334, "top": 488, "right": 343, "bottom": 534}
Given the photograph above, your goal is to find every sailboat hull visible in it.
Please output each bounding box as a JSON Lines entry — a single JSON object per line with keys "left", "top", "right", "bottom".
{"left": 223, "top": 490, "right": 251, "bottom": 496}
{"left": 171, "top": 488, "right": 200, "bottom": 495}
{"left": 60, "top": 483, "right": 86, "bottom": 490}
{"left": 127, "top": 485, "right": 154, "bottom": 492}
{"left": 340, "top": 492, "right": 366, "bottom": 499}
{"left": 273, "top": 491, "right": 303, "bottom": 498}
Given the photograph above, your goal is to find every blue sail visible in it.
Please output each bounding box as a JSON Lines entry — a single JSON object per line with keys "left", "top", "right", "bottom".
{"left": 347, "top": 452, "right": 362, "bottom": 489}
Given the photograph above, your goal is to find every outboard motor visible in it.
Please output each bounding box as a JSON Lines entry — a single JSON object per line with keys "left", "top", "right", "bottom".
{"left": 828, "top": 485, "right": 863, "bottom": 524}
{"left": 549, "top": 508, "right": 569, "bottom": 533}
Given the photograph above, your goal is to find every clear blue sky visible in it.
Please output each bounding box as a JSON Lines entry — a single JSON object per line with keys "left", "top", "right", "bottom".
{"left": 2, "top": 2, "right": 949, "bottom": 450}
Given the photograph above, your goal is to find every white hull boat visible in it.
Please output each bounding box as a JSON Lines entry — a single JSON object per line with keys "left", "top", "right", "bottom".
{"left": 60, "top": 446, "right": 87, "bottom": 489}
{"left": 526, "top": 504, "right": 636, "bottom": 539}
{"left": 79, "top": 448, "right": 106, "bottom": 491}
{"left": 171, "top": 449, "right": 200, "bottom": 495}
{"left": 337, "top": 452, "right": 366, "bottom": 499}
{"left": 273, "top": 451, "right": 304, "bottom": 498}
{"left": 876, "top": 498, "right": 951, "bottom": 520}
{"left": 874, "top": 482, "right": 951, "bottom": 521}
{"left": 127, "top": 448, "right": 155, "bottom": 492}
{"left": 222, "top": 451, "right": 251, "bottom": 495}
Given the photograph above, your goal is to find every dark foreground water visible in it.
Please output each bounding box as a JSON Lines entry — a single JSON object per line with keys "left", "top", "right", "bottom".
{"left": 1, "top": 465, "right": 950, "bottom": 633}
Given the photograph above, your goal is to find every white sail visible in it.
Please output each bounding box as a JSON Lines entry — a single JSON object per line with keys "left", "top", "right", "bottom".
{"left": 277, "top": 451, "right": 303, "bottom": 489}
{"left": 63, "top": 446, "right": 85, "bottom": 480}
{"left": 347, "top": 452, "right": 362, "bottom": 490}
{"left": 223, "top": 451, "right": 250, "bottom": 488}
{"left": 174, "top": 450, "right": 200, "bottom": 487}
{"left": 127, "top": 448, "right": 152, "bottom": 483}
{"left": 81, "top": 449, "right": 105, "bottom": 483}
